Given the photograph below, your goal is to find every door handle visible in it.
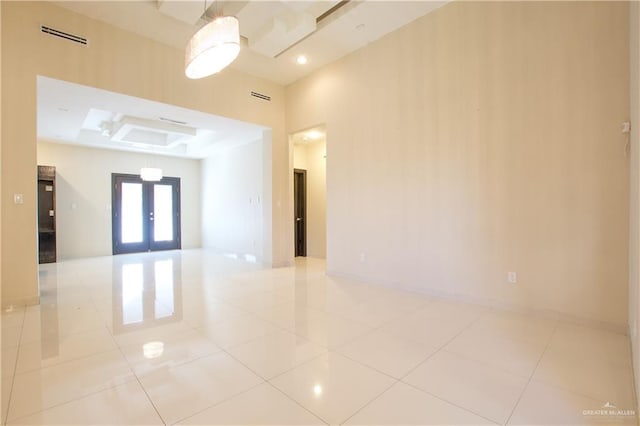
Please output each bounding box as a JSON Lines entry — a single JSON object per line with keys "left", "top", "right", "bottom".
{"left": 296, "top": 218, "right": 302, "bottom": 222}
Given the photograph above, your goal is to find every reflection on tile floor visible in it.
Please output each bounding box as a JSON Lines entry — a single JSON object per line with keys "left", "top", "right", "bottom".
{"left": 0, "top": 250, "right": 636, "bottom": 425}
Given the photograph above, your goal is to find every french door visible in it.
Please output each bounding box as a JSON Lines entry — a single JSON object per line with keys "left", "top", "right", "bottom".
{"left": 112, "top": 174, "right": 181, "bottom": 255}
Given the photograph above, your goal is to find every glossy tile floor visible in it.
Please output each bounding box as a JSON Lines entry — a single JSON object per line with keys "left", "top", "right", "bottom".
{"left": 1, "top": 250, "right": 637, "bottom": 425}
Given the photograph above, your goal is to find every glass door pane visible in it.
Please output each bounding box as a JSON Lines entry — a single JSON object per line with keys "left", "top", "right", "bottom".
{"left": 113, "top": 175, "right": 149, "bottom": 255}
{"left": 149, "top": 177, "right": 181, "bottom": 252}
{"left": 153, "top": 184, "right": 173, "bottom": 242}
{"left": 121, "top": 182, "right": 144, "bottom": 243}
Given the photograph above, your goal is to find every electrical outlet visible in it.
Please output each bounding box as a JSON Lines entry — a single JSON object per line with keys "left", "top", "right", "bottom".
{"left": 13, "top": 193, "right": 24, "bottom": 204}
{"left": 508, "top": 272, "right": 517, "bottom": 284}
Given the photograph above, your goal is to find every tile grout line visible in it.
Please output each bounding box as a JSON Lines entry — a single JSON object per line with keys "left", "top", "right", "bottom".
{"left": 395, "top": 307, "right": 489, "bottom": 381}
{"left": 198, "top": 327, "right": 377, "bottom": 426}
{"left": 323, "top": 305, "right": 498, "bottom": 387}
{"left": 11, "top": 325, "right": 120, "bottom": 375}
{"left": 258, "top": 306, "right": 491, "bottom": 426}
{"left": 400, "top": 379, "right": 501, "bottom": 425}
{"left": 108, "top": 309, "right": 259, "bottom": 424}
{"left": 308, "top": 298, "right": 433, "bottom": 332}
{"left": 113, "top": 342, "right": 167, "bottom": 425}
{"left": 11, "top": 291, "right": 160, "bottom": 424}
{"left": 332, "top": 350, "right": 412, "bottom": 383}
{"left": 339, "top": 307, "right": 504, "bottom": 426}
{"left": 264, "top": 381, "right": 329, "bottom": 425}
{"left": 4, "top": 374, "right": 139, "bottom": 423}
{"left": 334, "top": 305, "right": 496, "bottom": 425}
{"left": 338, "top": 376, "right": 400, "bottom": 425}
{"left": 504, "top": 318, "right": 560, "bottom": 425}
{"left": 128, "top": 321, "right": 309, "bottom": 425}
{"left": 101, "top": 274, "right": 347, "bottom": 425}
{"left": 161, "top": 336, "right": 305, "bottom": 426}
{"left": 341, "top": 308, "right": 504, "bottom": 424}
{"left": 248, "top": 350, "right": 329, "bottom": 383}
{"left": 278, "top": 298, "right": 437, "bottom": 357}
{"left": 626, "top": 336, "right": 639, "bottom": 418}
{"left": 3, "top": 307, "right": 27, "bottom": 426}
{"left": 519, "top": 346, "right": 639, "bottom": 415}
{"left": 168, "top": 380, "right": 268, "bottom": 426}
{"left": 10, "top": 266, "right": 310, "bottom": 424}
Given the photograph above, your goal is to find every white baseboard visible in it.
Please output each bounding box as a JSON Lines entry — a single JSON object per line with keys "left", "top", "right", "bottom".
{"left": 2, "top": 295, "right": 40, "bottom": 310}
{"left": 326, "top": 269, "right": 628, "bottom": 335}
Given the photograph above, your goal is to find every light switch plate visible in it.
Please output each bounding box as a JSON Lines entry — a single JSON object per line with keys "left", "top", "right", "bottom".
{"left": 14, "top": 194, "right": 24, "bottom": 204}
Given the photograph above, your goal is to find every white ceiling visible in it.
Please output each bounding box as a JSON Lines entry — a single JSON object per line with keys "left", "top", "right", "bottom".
{"left": 37, "top": 76, "right": 266, "bottom": 158}
{"left": 53, "top": 0, "right": 449, "bottom": 86}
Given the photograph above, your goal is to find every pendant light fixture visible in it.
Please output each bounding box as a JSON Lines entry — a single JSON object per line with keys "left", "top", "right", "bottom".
{"left": 141, "top": 145, "right": 162, "bottom": 182}
{"left": 185, "top": 0, "right": 240, "bottom": 79}
{"left": 140, "top": 167, "right": 163, "bottom": 182}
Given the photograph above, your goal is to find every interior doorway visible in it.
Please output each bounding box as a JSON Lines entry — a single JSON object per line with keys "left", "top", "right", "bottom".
{"left": 112, "top": 173, "right": 181, "bottom": 255}
{"left": 294, "top": 169, "right": 307, "bottom": 257}
{"left": 291, "top": 126, "right": 327, "bottom": 259}
{"left": 37, "top": 165, "right": 57, "bottom": 263}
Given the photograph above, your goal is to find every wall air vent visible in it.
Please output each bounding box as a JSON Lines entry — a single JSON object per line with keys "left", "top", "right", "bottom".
{"left": 40, "top": 25, "right": 87, "bottom": 46}
{"left": 251, "top": 91, "right": 271, "bottom": 102}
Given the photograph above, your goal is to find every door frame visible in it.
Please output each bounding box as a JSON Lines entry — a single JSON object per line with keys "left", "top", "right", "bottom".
{"left": 111, "top": 173, "right": 181, "bottom": 255}
{"left": 294, "top": 168, "right": 307, "bottom": 257}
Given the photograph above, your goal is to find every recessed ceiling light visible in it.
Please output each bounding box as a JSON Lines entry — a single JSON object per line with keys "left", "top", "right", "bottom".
{"left": 296, "top": 55, "right": 308, "bottom": 65}
{"left": 313, "top": 384, "right": 323, "bottom": 396}
{"left": 306, "top": 130, "right": 323, "bottom": 140}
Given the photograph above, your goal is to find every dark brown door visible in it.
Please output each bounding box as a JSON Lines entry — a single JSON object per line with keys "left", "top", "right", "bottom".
{"left": 294, "top": 169, "right": 306, "bottom": 257}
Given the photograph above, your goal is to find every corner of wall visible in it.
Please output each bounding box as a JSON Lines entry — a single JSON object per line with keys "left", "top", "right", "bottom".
{"left": 629, "top": 0, "right": 640, "bottom": 413}
{"left": 1, "top": 295, "right": 39, "bottom": 309}
{"left": 0, "top": 0, "right": 3, "bottom": 312}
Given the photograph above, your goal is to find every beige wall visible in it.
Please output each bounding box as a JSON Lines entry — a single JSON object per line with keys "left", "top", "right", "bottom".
{"left": 201, "top": 140, "right": 265, "bottom": 261}
{"left": 629, "top": 0, "right": 640, "bottom": 410}
{"left": 293, "top": 140, "right": 326, "bottom": 258}
{"left": 286, "top": 1, "right": 630, "bottom": 328}
{"left": 0, "top": 1, "right": 3, "bottom": 309}
{"left": 293, "top": 143, "right": 308, "bottom": 170}
{"left": 37, "top": 141, "right": 201, "bottom": 260}
{"left": 1, "top": 1, "right": 290, "bottom": 307}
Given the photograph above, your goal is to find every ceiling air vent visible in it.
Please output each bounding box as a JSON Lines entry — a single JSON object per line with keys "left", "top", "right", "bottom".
{"left": 251, "top": 91, "right": 271, "bottom": 102}
{"left": 159, "top": 117, "right": 188, "bottom": 126}
{"left": 40, "top": 25, "right": 87, "bottom": 46}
